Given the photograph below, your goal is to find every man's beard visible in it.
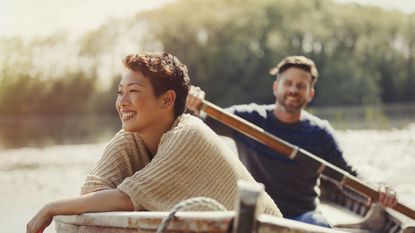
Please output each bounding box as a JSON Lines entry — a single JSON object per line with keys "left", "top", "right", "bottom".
{"left": 278, "top": 94, "right": 307, "bottom": 113}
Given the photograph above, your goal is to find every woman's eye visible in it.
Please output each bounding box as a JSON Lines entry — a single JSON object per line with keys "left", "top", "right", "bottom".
{"left": 117, "top": 90, "right": 123, "bottom": 95}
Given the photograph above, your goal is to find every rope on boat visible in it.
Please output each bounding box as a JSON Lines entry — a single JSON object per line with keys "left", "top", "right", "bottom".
{"left": 156, "top": 197, "right": 227, "bottom": 233}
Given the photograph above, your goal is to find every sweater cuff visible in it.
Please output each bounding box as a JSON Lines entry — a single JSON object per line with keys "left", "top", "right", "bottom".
{"left": 117, "top": 182, "right": 145, "bottom": 211}
{"left": 80, "top": 184, "right": 110, "bottom": 195}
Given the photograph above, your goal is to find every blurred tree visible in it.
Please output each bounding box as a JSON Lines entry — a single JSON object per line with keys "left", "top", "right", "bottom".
{"left": 1, "top": 0, "right": 415, "bottom": 117}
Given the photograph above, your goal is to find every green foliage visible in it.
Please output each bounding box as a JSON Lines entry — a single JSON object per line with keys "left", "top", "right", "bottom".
{"left": 144, "top": 0, "right": 415, "bottom": 106}
{"left": 0, "top": 71, "right": 97, "bottom": 116}
{"left": 1, "top": 0, "right": 415, "bottom": 117}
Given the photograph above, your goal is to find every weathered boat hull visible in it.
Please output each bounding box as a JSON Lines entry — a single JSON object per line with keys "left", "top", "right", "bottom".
{"left": 54, "top": 211, "right": 347, "bottom": 233}
{"left": 54, "top": 207, "right": 415, "bottom": 233}
{"left": 54, "top": 178, "right": 414, "bottom": 233}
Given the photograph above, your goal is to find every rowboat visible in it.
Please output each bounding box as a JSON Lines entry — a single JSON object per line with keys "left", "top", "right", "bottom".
{"left": 54, "top": 177, "right": 414, "bottom": 233}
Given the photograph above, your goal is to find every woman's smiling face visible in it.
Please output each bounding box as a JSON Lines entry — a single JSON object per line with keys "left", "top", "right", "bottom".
{"left": 116, "top": 70, "right": 164, "bottom": 133}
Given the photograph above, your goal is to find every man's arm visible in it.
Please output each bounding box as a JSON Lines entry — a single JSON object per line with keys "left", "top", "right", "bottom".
{"left": 26, "top": 189, "right": 134, "bottom": 233}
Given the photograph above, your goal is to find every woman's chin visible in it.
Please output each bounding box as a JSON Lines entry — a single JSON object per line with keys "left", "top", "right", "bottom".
{"left": 122, "top": 124, "right": 134, "bottom": 132}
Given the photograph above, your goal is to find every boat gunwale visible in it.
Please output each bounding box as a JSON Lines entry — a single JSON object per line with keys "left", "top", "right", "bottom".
{"left": 55, "top": 211, "right": 349, "bottom": 233}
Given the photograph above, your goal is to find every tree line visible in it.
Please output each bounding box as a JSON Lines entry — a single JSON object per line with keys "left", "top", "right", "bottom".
{"left": 1, "top": 0, "right": 414, "bottom": 117}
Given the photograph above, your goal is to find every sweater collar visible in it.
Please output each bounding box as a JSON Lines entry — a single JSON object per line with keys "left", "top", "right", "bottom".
{"left": 158, "top": 114, "right": 184, "bottom": 146}
{"left": 170, "top": 114, "right": 182, "bottom": 130}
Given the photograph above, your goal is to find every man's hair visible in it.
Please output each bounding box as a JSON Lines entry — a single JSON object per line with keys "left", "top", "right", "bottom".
{"left": 123, "top": 52, "right": 190, "bottom": 117}
{"left": 269, "top": 56, "right": 319, "bottom": 87}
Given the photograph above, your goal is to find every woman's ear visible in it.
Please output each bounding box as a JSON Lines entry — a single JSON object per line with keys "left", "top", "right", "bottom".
{"left": 161, "top": 90, "right": 176, "bottom": 108}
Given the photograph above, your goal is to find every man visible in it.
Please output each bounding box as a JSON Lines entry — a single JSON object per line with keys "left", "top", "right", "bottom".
{"left": 26, "top": 52, "right": 281, "bottom": 233}
{"left": 186, "top": 55, "right": 397, "bottom": 227}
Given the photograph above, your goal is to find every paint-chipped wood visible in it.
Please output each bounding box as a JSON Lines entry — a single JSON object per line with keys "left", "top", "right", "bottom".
{"left": 55, "top": 211, "right": 349, "bottom": 233}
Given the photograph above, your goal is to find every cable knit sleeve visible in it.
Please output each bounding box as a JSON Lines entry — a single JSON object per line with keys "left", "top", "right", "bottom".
{"left": 117, "top": 115, "right": 282, "bottom": 217}
{"left": 80, "top": 130, "right": 151, "bottom": 199}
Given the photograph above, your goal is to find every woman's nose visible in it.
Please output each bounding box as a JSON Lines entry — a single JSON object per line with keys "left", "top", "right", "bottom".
{"left": 117, "top": 93, "right": 130, "bottom": 106}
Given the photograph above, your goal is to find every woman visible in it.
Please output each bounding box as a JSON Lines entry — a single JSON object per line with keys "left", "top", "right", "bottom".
{"left": 26, "top": 52, "right": 282, "bottom": 233}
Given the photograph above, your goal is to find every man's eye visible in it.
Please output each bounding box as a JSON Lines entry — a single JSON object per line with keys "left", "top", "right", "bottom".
{"left": 298, "top": 84, "right": 307, "bottom": 89}
{"left": 283, "top": 81, "right": 292, "bottom": 86}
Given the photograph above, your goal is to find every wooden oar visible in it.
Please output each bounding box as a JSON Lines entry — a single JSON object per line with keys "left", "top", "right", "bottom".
{"left": 197, "top": 99, "right": 415, "bottom": 220}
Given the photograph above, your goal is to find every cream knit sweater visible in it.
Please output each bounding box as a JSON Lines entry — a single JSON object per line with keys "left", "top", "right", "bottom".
{"left": 81, "top": 114, "right": 282, "bottom": 217}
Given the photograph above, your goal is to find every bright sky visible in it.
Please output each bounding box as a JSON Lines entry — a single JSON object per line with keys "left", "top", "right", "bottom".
{"left": 0, "top": 0, "right": 174, "bottom": 39}
{"left": 0, "top": 0, "right": 414, "bottom": 39}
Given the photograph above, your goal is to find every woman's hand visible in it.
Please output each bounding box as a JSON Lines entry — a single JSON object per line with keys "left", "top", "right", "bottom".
{"left": 26, "top": 203, "right": 54, "bottom": 233}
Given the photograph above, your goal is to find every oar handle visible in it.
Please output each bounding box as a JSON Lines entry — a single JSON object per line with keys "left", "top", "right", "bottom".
{"left": 198, "top": 99, "right": 415, "bottom": 220}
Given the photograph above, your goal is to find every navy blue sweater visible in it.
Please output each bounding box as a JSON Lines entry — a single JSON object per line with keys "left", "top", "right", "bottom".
{"left": 206, "top": 103, "right": 357, "bottom": 218}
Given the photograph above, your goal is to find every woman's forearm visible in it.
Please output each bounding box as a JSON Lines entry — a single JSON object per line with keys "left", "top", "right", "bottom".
{"left": 49, "top": 189, "right": 134, "bottom": 215}
{"left": 27, "top": 189, "right": 134, "bottom": 233}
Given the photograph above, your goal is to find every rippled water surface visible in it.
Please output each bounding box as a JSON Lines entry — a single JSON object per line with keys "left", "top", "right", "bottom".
{"left": 0, "top": 108, "right": 414, "bottom": 232}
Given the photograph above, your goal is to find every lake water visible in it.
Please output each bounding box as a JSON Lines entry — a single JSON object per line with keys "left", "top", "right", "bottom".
{"left": 1, "top": 103, "right": 414, "bottom": 149}
{"left": 0, "top": 104, "right": 414, "bottom": 232}
{"left": 0, "top": 115, "right": 120, "bottom": 149}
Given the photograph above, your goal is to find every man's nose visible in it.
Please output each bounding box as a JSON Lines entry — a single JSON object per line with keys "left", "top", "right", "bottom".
{"left": 288, "top": 84, "right": 298, "bottom": 93}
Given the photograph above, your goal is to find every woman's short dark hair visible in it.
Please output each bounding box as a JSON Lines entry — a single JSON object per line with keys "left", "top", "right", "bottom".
{"left": 123, "top": 52, "right": 190, "bottom": 117}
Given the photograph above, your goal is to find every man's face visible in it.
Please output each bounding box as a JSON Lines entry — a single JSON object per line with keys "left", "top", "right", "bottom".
{"left": 273, "top": 67, "right": 314, "bottom": 114}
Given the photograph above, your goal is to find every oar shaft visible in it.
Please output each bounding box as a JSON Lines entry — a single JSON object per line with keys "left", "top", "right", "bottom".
{"left": 201, "top": 101, "right": 294, "bottom": 156}
{"left": 199, "top": 100, "right": 415, "bottom": 220}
